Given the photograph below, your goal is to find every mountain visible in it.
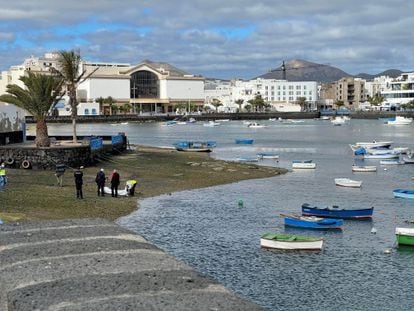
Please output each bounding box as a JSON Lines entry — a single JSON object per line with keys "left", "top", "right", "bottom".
{"left": 256, "top": 59, "right": 404, "bottom": 83}
{"left": 354, "top": 69, "right": 403, "bottom": 80}
{"left": 257, "top": 59, "right": 351, "bottom": 83}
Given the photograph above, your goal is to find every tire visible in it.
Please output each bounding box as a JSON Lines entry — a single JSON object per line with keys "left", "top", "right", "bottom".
{"left": 5, "top": 158, "right": 14, "bottom": 165}
{"left": 21, "top": 160, "right": 31, "bottom": 169}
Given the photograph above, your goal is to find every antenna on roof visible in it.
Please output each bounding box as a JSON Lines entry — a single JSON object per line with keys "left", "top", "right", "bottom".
{"left": 281, "top": 61, "right": 286, "bottom": 80}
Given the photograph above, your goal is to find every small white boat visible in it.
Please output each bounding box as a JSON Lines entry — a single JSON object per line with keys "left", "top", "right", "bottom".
{"left": 394, "top": 147, "right": 410, "bottom": 154}
{"left": 331, "top": 117, "right": 347, "bottom": 126}
{"left": 365, "top": 148, "right": 400, "bottom": 155}
{"left": 257, "top": 153, "right": 279, "bottom": 160}
{"left": 247, "top": 122, "right": 266, "bottom": 128}
{"left": 321, "top": 116, "right": 331, "bottom": 120}
{"left": 243, "top": 121, "right": 252, "bottom": 125}
{"left": 352, "top": 165, "right": 377, "bottom": 172}
{"left": 355, "top": 141, "right": 393, "bottom": 148}
{"left": 260, "top": 233, "right": 324, "bottom": 250}
{"left": 236, "top": 157, "right": 259, "bottom": 162}
{"left": 216, "top": 119, "right": 230, "bottom": 122}
{"left": 334, "top": 178, "right": 362, "bottom": 188}
{"left": 364, "top": 153, "right": 400, "bottom": 159}
{"left": 380, "top": 159, "right": 404, "bottom": 165}
{"left": 203, "top": 121, "right": 220, "bottom": 127}
{"left": 387, "top": 116, "right": 413, "bottom": 125}
{"left": 292, "top": 160, "right": 316, "bottom": 169}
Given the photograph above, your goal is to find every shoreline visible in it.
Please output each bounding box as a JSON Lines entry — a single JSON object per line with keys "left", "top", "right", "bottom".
{"left": 0, "top": 145, "right": 287, "bottom": 223}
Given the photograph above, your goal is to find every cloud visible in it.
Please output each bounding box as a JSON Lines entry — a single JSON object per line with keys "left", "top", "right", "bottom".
{"left": 0, "top": 0, "right": 414, "bottom": 78}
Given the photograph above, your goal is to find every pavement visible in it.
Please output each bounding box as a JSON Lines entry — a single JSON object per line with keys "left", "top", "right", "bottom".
{"left": 0, "top": 218, "right": 262, "bottom": 311}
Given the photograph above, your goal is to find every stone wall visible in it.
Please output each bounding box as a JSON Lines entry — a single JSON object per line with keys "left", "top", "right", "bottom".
{"left": 0, "top": 145, "right": 92, "bottom": 170}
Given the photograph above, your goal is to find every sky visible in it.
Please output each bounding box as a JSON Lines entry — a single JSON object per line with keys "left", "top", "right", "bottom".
{"left": 0, "top": 0, "right": 413, "bottom": 79}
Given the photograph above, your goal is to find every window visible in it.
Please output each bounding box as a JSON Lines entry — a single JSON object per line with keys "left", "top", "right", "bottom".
{"left": 84, "top": 109, "right": 89, "bottom": 115}
{"left": 130, "top": 70, "right": 159, "bottom": 98}
{"left": 296, "top": 85, "right": 301, "bottom": 89}
{"left": 92, "top": 108, "right": 97, "bottom": 115}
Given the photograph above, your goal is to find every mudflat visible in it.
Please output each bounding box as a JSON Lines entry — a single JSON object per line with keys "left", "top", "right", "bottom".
{"left": 0, "top": 145, "right": 286, "bottom": 222}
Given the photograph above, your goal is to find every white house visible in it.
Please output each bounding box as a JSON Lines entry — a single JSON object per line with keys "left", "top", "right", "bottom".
{"left": 381, "top": 72, "right": 414, "bottom": 108}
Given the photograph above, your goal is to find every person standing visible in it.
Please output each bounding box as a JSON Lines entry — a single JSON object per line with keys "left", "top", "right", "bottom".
{"left": 0, "top": 163, "right": 7, "bottom": 186}
{"left": 95, "top": 168, "right": 106, "bottom": 196}
{"left": 55, "top": 163, "right": 66, "bottom": 187}
{"left": 74, "top": 166, "right": 84, "bottom": 199}
{"left": 110, "top": 169, "right": 120, "bottom": 197}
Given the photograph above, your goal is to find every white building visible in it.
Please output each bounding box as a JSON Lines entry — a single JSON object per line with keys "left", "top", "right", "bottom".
{"left": 229, "top": 78, "right": 318, "bottom": 111}
{"left": 381, "top": 72, "right": 414, "bottom": 108}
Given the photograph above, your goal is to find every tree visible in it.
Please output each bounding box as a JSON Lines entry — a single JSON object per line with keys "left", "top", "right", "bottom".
{"left": 210, "top": 98, "right": 223, "bottom": 112}
{"left": 248, "top": 95, "right": 266, "bottom": 112}
{"left": 0, "top": 73, "right": 63, "bottom": 147}
{"left": 121, "top": 103, "right": 132, "bottom": 114}
{"left": 334, "top": 100, "right": 345, "bottom": 109}
{"left": 57, "top": 50, "right": 97, "bottom": 143}
{"left": 367, "top": 94, "right": 385, "bottom": 107}
{"left": 296, "top": 97, "right": 307, "bottom": 111}
{"left": 96, "top": 96, "right": 105, "bottom": 115}
{"left": 105, "top": 96, "right": 115, "bottom": 115}
{"left": 235, "top": 99, "right": 244, "bottom": 112}
{"left": 174, "top": 102, "right": 187, "bottom": 114}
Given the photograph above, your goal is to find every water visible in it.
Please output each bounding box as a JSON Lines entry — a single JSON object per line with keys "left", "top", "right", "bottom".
{"left": 43, "top": 119, "right": 414, "bottom": 310}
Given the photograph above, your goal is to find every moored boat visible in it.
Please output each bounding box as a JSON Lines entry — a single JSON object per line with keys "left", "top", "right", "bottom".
{"left": 173, "top": 140, "right": 216, "bottom": 152}
{"left": 247, "top": 122, "right": 266, "bottom": 128}
{"left": 387, "top": 116, "right": 413, "bottom": 125}
{"left": 393, "top": 189, "right": 414, "bottom": 199}
{"left": 352, "top": 165, "right": 377, "bottom": 172}
{"left": 292, "top": 160, "right": 316, "bottom": 169}
{"left": 257, "top": 153, "right": 279, "bottom": 160}
{"left": 282, "top": 214, "right": 343, "bottom": 230}
{"left": 334, "top": 178, "right": 362, "bottom": 188}
{"left": 355, "top": 141, "right": 393, "bottom": 149}
{"left": 301, "top": 203, "right": 374, "bottom": 219}
{"left": 363, "top": 153, "right": 399, "bottom": 159}
{"left": 236, "top": 157, "right": 259, "bottom": 162}
{"left": 203, "top": 121, "right": 220, "bottom": 127}
{"left": 235, "top": 138, "right": 254, "bottom": 144}
{"left": 402, "top": 156, "right": 414, "bottom": 164}
{"left": 380, "top": 159, "right": 404, "bottom": 165}
{"left": 260, "top": 233, "right": 324, "bottom": 250}
{"left": 395, "top": 227, "right": 414, "bottom": 246}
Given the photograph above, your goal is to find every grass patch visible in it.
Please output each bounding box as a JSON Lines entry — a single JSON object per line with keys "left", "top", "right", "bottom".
{"left": 0, "top": 145, "right": 287, "bottom": 222}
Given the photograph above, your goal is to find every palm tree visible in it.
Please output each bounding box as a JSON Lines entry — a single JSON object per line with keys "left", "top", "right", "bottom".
{"left": 96, "top": 96, "right": 105, "bottom": 115}
{"left": 105, "top": 96, "right": 115, "bottom": 115}
{"left": 334, "top": 100, "right": 345, "bottom": 110}
{"left": 0, "top": 73, "right": 63, "bottom": 147}
{"left": 235, "top": 99, "right": 244, "bottom": 112}
{"left": 122, "top": 103, "right": 132, "bottom": 114}
{"left": 367, "top": 94, "right": 385, "bottom": 107}
{"left": 248, "top": 95, "right": 266, "bottom": 112}
{"left": 211, "top": 98, "right": 223, "bottom": 112}
{"left": 57, "top": 50, "right": 98, "bottom": 143}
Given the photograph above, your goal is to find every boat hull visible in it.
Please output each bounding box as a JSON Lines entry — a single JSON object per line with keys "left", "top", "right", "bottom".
{"left": 284, "top": 217, "right": 343, "bottom": 230}
{"left": 335, "top": 178, "right": 362, "bottom": 188}
{"left": 260, "top": 236, "right": 323, "bottom": 250}
{"left": 301, "top": 203, "right": 373, "bottom": 219}
{"left": 292, "top": 163, "right": 316, "bottom": 169}
{"left": 235, "top": 139, "right": 254, "bottom": 144}
{"left": 396, "top": 228, "right": 414, "bottom": 246}
{"left": 352, "top": 166, "right": 377, "bottom": 172}
{"left": 176, "top": 148, "right": 212, "bottom": 152}
{"left": 393, "top": 189, "right": 414, "bottom": 199}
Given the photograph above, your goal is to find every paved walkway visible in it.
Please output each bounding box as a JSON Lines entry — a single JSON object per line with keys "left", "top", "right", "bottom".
{"left": 0, "top": 219, "right": 261, "bottom": 311}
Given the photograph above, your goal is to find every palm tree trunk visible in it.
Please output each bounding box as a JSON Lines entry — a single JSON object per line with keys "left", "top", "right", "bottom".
{"left": 70, "top": 90, "right": 78, "bottom": 143}
{"left": 35, "top": 118, "right": 50, "bottom": 147}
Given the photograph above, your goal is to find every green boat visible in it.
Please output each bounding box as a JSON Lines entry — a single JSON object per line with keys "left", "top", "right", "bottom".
{"left": 395, "top": 227, "right": 414, "bottom": 246}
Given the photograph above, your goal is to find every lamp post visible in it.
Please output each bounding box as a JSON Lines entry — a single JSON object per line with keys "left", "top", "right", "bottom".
{"left": 188, "top": 87, "right": 191, "bottom": 114}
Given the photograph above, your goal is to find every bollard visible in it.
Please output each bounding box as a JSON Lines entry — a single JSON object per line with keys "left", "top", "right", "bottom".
{"left": 238, "top": 199, "right": 244, "bottom": 208}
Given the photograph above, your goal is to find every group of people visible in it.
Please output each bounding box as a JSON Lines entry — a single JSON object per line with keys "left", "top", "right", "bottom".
{"left": 72, "top": 166, "right": 122, "bottom": 199}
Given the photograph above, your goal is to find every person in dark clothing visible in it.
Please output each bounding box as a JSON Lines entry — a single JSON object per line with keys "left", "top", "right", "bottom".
{"left": 74, "top": 166, "right": 84, "bottom": 199}
{"left": 55, "top": 163, "right": 66, "bottom": 187}
{"left": 110, "top": 169, "right": 120, "bottom": 197}
{"left": 95, "top": 168, "right": 106, "bottom": 196}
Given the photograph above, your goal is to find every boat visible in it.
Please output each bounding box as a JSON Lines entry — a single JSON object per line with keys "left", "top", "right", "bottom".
{"left": 292, "top": 160, "right": 316, "bottom": 169}
{"left": 301, "top": 203, "right": 374, "bottom": 219}
{"left": 331, "top": 117, "right": 347, "bottom": 126}
{"left": 235, "top": 139, "right": 254, "bottom": 144}
{"left": 236, "top": 157, "right": 259, "bottom": 162}
{"left": 216, "top": 119, "right": 230, "bottom": 122}
{"left": 334, "top": 178, "right": 362, "bottom": 188}
{"left": 282, "top": 214, "right": 343, "bottom": 230}
{"left": 393, "top": 147, "right": 410, "bottom": 154}
{"left": 161, "top": 120, "right": 177, "bottom": 126}
{"left": 354, "top": 141, "right": 393, "bottom": 148}
{"left": 260, "top": 233, "right": 324, "bottom": 250}
{"left": 352, "top": 165, "right": 377, "bottom": 172}
{"left": 364, "top": 148, "right": 400, "bottom": 155}
{"left": 380, "top": 159, "right": 404, "bottom": 165}
{"left": 395, "top": 227, "right": 414, "bottom": 246}
{"left": 393, "top": 189, "right": 414, "bottom": 199}
{"left": 363, "top": 153, "right": 400, "bottom": 159}
{"left": 247, "top": 122, "right": 266, "bottom": 128}
{"left": 173, "top": 140, "right": 216, "bottom": 152}
{"left": 402, "top": 156, "right": 414, "bottom": 164}
{"left": 387, "top": 116, "right": 413, "bottom": 125}
{"left": 257, "top": 153, "right": 279, "bottom": 160}
{"left": 203, "top": 121, "right": 220, "bottom": 127}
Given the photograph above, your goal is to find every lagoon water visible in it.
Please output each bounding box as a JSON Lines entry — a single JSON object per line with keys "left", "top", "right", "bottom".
{"left": 44, "top": 119, "right": 414, "bottom": 310}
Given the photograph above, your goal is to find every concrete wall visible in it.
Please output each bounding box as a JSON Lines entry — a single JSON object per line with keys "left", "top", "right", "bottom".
{"left": 163, "top": 80, "right": 204, "bottom": 100}
{"left": 78, "top": 78, "right": 130, "bottom": 101}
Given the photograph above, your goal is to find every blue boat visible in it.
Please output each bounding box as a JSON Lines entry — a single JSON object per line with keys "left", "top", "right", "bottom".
{"left": 283, "top": 214, "right": 343, "bottom": 230}
{"left": 235, "top": 139, "right": 254, "bottom": 144}
{"left": 393, "top": 189, "right": 414, "bottom": 199}
{"left": 301, "top": 203, "right": 374, "bottom": 219}
{"left": 173, "top": 140, "right": 216, "bottom": 152}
